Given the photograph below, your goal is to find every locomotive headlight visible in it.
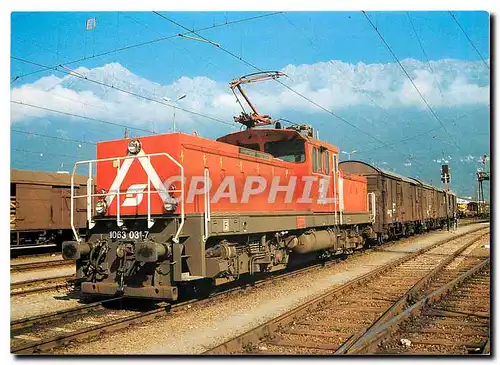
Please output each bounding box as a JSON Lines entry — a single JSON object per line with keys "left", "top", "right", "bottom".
{"left": 127, "top": 139, "right": 142, "bottom": 155}
{"left": 95, "top": 200, "right": 107, "bottom": 215}
{"left": 164, "top": 200, "right": 177, "bottom": 212}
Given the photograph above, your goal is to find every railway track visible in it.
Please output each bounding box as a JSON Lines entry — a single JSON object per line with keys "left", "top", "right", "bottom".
{"left": 9, "top": 256, "right": 354, "bottom": 354}
{"left": 9, "top": 219, "right": 485, "bottom": 272}
{"left": 11, "top": 259, "right": 72, "bottom": 273}
{"left": 10, "top": 225, "right": 488, "bottom": 355}
{"left": 204, "top": 227, "right": 490, "bottom": 355}
{"left": 10, "top": 298, "right": 172, "bottom": 354}
{"left": 11, "top": 275, "right": 76, "bottom": 297}
{"left": 365, "top": 261, "right": 490, "bottom": 355}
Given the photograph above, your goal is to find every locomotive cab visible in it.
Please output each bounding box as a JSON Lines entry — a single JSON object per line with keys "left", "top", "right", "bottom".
{"left": 216, "top": 127, "right": 308, "bottom": 163}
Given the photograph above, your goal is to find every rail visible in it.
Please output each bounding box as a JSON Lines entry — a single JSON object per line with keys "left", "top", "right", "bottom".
{"left": 203, "top": 226, "right": 489, "bottom": 354}
{"left": 10, "top": 225, "right": 488, "bottom": 354}
{"left": 11, "top": 275, "right": 75, "bottom": 297}
{"left": 11, "top": 259, "right": 72, "bottom": 273}
{"left": 70, "top": 152, "right": 185, "bottom": 243}
{"left": 345, "top": 258, "right": 490, "bottom": 354}
{"left": 338, "top": 232, "right": 489, "bottom": 354}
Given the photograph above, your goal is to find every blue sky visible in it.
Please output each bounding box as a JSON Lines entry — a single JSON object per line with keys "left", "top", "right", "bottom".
{"left": 10, "top": 11, "right": 490, "bottom": 197}
{"left": 11, "top": 11, "right": 489, "bottom": 84}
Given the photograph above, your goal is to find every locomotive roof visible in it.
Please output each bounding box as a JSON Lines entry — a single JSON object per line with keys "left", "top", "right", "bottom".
{"left": 11, "top": 169, "right": 88, "bottom": 186}
{"left": 217, "top": 128, "right": 304, "bottom": 143}
{"left": 217, "top": 128, "right": 338, "bottom": 151}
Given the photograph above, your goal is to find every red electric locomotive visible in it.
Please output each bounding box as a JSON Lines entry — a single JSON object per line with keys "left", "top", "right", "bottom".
{"left": 62, "top": 72, "right": 376, "bottom": 301}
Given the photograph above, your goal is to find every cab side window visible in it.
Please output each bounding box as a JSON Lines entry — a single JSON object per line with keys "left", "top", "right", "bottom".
{"left": 325, "top": 150, "right": 330, "bottom": 174}
{"left": 317, "top": 149, "right": 322, "bottom": 173}
{"left": 312, "top": 147, "right": 318, "bottom": 172}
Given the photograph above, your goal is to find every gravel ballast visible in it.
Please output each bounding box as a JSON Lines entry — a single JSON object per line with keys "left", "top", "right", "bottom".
{"left": 11, "top": 287, "right": 84, "bottom": 321}
{"left": 46, "top": 223, "right": 489, "bottom": 355}
{"left": 11, "top": 253, "right": 63, "bottom": 265}
{"left": 11, "top": 266, "right": 74, "bottom": 285}
{"left": 11, "top": 264, "right": 80, "bottom": 321}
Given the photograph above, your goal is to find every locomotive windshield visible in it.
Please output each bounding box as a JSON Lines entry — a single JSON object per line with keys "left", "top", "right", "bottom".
{"left": 264, "top": 139, "right": 305, "bottom": 163}
{"left": 238, "top": 143, "right": 260, "bottom": 152}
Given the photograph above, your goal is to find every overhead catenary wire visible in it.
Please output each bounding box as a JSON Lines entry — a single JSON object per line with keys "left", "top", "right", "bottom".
{"left": 15, "top": 35, "right": 62, "bottom": 59}
{"left": 362, "top": 11, "right": 460, "bottom": 150}
{"left": 13, "top": 14, "right": 228, "bottom": 139}
{"left": 406, "top": 12, "right": 445, "bottom": 98}
{"left": 11, "top": 12, "right": 284, "bottom": 83}
{"left": 120, "top": 12, "right": 227, "bottom": 76}
{"left": 280, "top": 13, "right": 387, "bottom": 111}
{"left": 448, "top": 11, "right": 490, "bottom": 70}
{"left": 153, "top": 11, "right": 402, "bottom": 154}
{"left": 11, "top": 100, "right": 159, "bottom": 135}
{"left": 11, "top": 56, "right": 237, "bottom": 129}
{"left": 12, "top": 107, "right": 106, "bottom": 143}
{"left": 280, "top": 12, "right": 481, "bottom": 177}
{"left": 13, "top": 148, "right": 85, "bottom": 160}
{"left": 11, "top": 129, "right": 97, "bottom": 145}
{"left": 12, "top": 12, "right": 484, "bottom": 184}
{"left": 11, "top": 157, "right": 77, "bottom": 171}
{"left": 279, "top": 13, "right": 408, "bottom": 134}
{"left": 278, "top": 13, "right": 432, "bottom": 169}
{"left": 38, "top": 86, "right": 132, "bottom": 120}
{"left": 120, "top": 11, "right": 291, "bottom": 114}
{"left": 357, "top": 104, "right": 490, "bottom": 154}
{"left": 153, "top": 12, "right": 439, "bottom": 178}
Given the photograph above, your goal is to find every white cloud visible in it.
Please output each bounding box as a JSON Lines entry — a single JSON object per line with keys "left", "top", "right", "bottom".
{"left": 11, "top": 58, "right": 489, "bottom": 128}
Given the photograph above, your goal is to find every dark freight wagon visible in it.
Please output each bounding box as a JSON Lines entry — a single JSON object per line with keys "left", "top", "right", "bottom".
{"left": 10, "top": 169, "right": 88, "bottom": 250}
{"left": 340, "top": 161, "right": 455, "bottom": 241}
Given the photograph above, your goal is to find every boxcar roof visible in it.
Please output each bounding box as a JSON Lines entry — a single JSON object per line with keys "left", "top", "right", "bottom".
{"left": 411, "top": 177, "right": 442, "bottom": 191}
{"left": 378, "top": 168, "right": 421, "bottom": 185}
{"left": 339, "top": 160, "right": 419, "bottom": 184}
{"left": 11, "top": 169, "right": 88, "bottom": 186}
{"left": 340, "top": 161, "right": 455, "bottom": 194}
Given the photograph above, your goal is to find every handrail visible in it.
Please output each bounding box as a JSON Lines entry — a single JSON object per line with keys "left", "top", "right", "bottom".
{"left": 175, "top": 161, "right": 185, "bottom": 244}
{"left": 87, "top": 162, "right": 94, "bottom": 229}
{"left": 116, "top": 160, "right": 123, "bottom": 227}
{"left": 367, "top": 193, "right": 371, "bottom": 222}
{"left": 338, "top": 171, "right": 344, "bottom": 225}
{"left": 70, "top": 166, "right": 79, "bottom": 243}
{"left": 333, "top": 160, "right": 337, "bottom": 226}
{"left": 70, "top": 152, "right": 185, "bottom": 244}
{"left": 367, "top": 192, "right": 376, "bottom": 223}
{"left": 147, "top": 156, "right": 152, "bottom": 229}
{"left": 203, "top": 168, "right": 211, "bottom": 241}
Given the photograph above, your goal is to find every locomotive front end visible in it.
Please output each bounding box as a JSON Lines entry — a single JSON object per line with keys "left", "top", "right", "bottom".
{"left": 63, "top": 134, "right": 186, "bottom": 301}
